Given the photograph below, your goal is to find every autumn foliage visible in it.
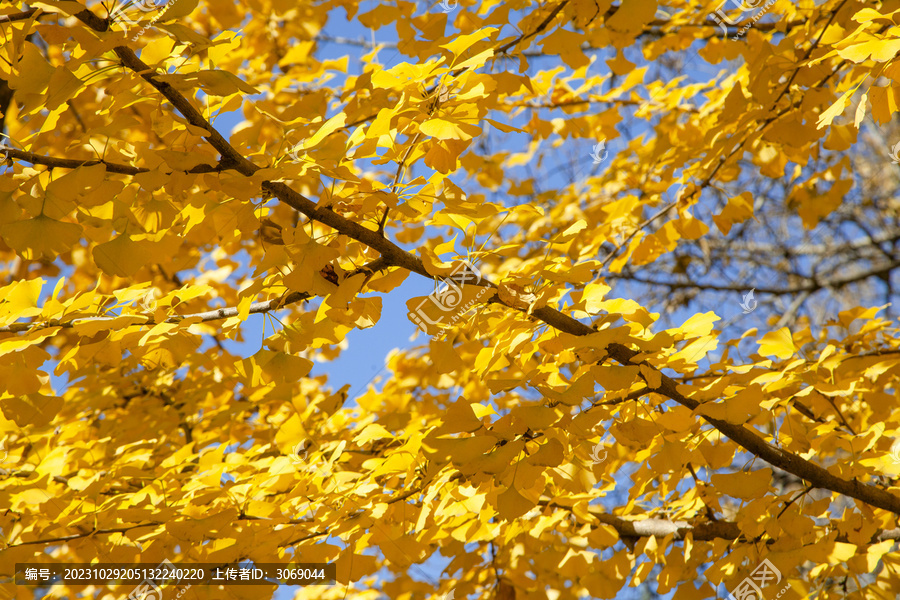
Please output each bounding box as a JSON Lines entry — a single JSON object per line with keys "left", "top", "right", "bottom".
{"left": 3, "top": 0, "right": 900, "bottom": 599}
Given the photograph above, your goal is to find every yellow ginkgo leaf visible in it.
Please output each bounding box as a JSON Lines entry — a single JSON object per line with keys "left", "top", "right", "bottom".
{"left": 93, "top": 233, "right": 179, "bottom": 277}
{"left": 353, "top": 423, "right": 393, "bottom": 445}
{"left": 423, "top": 139, "right": 466, "bottom": 173}
{"left": 195, "top": 70, "right": 260, "bottom": 96}
{"left": 837, "top": 38, "right": 900, "bottom": 63}
{"left": 8, "top": 42, "right": 54, "bottom": 95}
{"left": 440, "top": 27, "right": 498, "bottom": 57}
{"left": 713, "top": 192, "right": 755, "bottom": 235}
{"left": 1, "top": 215, "right": 82, "bottom": 260}
{"left": 605, "top": 0, "right": 657, "bottom": 33}
{"left": 709, "top": 469, "right": 772, "bottom": 500}
{"left": 497, "top": 485, "right": 536, "bottom": 520}
{"left": 0, "top": 278, "right": 44, "bottom": 321}
{"left": 758, "top": 327, "right": 798, "bottom": 359}
{"left": 419, "top": 117, "right": 482, "bottom": 140}
{"left": 155, "top": 0, "right": 199, "bottom": 21}
{"left": 1, "top": 393, "right": 64, "bottom": 427}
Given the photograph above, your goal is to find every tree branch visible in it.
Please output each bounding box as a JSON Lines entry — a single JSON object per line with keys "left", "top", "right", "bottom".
{"left": 0, "top": 146, "right": 221, "bottom": 174}
{"left": 0, "top": 291, "right": 310, "bottom": 334}
{"left": 63, "top": 6, "right": 900, "bottom": 518}
{"left": 0, "top": 9, "right": 39, "bottom": 24}
{"left": 497, "top": 1, "right": 569, "bottom": 54}
{"left": 0, "top": 259, "right": 387, "bottom": 334}
{"left": 606, "top": 259, "right": 900, "bottom": 294}
{"left": 538, "top": 499, "right": 900, "bottom": 544}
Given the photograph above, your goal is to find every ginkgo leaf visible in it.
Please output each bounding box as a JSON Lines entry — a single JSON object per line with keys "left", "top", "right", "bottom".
{"left": 709, "top": 469, "right": 772, "bottom": 500}
{"left": 817, "top": 84, "right": 860, "bottom": 129}
{"left": 299, "top": 112, "right": 348, "bottom": 149}
{"left": 406, "top": 283, "right": 490, "bottom": 336}
{"left": 140, "top": 36, "right": 176, "bottom": 66}
{"left": 497, "top": 485, "right": 536, "bottom": 520}
{"left": 432, "top": 398, "right": 484, "bottom": 435}
{"left": 528, "top": 438, "right": 565, "bottom": 466}
{"left": 423, "top": 139, "right": 467, "bottom": 173}
{"left": 195, "top": 70, "right": 260, "bottom": 96}
{"left": 553, "top": 219, "right": 587, "bottom": 243}
{"left": 440, "top": 27, "right": 498, "bottom": 57}
{"left": 674, "top": 312, "right": 719, "bottom": 338}
{"left": 282, "top": 229, "right": 341, "bottom": 296}
{"left": 712, "top": 192, "right": 755, "bottom": 235}
{"left": 93, "top": 233, "right": 180, "bottom": 277}
{"left": 425, "top": 435, "right": 497, "bottom": 464}
{"left": 695, "top": 386, "right": 764, "bottom": 424}
{"left": 353, "top": 423, "right": 393, "bottom": 445}
{"left": 0, "top": 278, "right": 44, "bottom": 321}
{"left": 454, "top": 48, "right": 495, "bottom": 71}
{"left": 758, "top": 327, "right": 798, "bottom": 359}
{"left": 6, "top": 3, "right": 900, "bottom": 598}
{"left": 605, "top": 0, "right": 657, "bottom": 33}
{"left": 419, "top": 117, "right": 482, "bottom": 140}
{"left": 540, "top": 28, "right": 590, "bottom": 69}
{"left": 430, "top": 338, "right": 465, "bottom": 373}
{"left": 1, "top": 215, "right": 81, "bottom": 260}
{"left": 485, "top": 119, "right": 524, "bottom": 133}
{"left": 8, "top": 42, "right": 54, "bottom": 96}
{"left": 156, "top": 0, "right": 199, "bottom": 21}
{"left": 837, "top": 38, "right": 900, "bottom": 63}
{"left": 239, "top": 349, "right": 313, "bottom": 386}
{"left": 1, "top": 393, "right": 63, "bottom": 427}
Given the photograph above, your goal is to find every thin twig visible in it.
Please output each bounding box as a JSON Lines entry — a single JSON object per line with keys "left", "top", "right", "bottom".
{"left": 1, "top": 146, "right": 221, "bottom": 174}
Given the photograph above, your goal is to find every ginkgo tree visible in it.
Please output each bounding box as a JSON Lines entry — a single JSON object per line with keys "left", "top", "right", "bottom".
{"left": 2, "top": 0, "right": 900, "bottom": 599}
